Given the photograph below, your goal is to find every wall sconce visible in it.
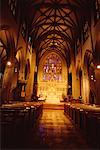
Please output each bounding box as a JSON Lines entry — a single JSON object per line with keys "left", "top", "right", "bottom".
{"left": 97, "top": 65, "right": 100, "bottom": 69}
{"left": 68, "top": 85, "right": 71, "bottom": 88}
{"left": 91, "top": 75, "right": 93, "bottom": 80}
{"left": 7, "top": 61, "right": 11, "bottom": 66}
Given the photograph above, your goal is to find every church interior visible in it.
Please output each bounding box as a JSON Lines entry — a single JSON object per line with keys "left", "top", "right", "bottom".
{"left": 0, "top": 0, "right": 100, "bottom": 149}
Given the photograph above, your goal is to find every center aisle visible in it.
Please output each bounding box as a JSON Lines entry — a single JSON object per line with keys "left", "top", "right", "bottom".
{"left": 26, "top": 109, "right": 91, "bottom": 149}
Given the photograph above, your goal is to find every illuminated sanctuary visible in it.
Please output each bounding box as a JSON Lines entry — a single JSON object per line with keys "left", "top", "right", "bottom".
{"left": 0, "top": 0, "right": 100, "bottom": 149}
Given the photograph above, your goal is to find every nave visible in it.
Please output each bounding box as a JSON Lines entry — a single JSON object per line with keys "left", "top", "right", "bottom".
{"left": 0, "top": 1, "right": 100, "bottom": 149}
{"left": 1, "top": 107, "right": 92, "bottom": 150}
{"left": 28, "top": 109, "right": 91, "bottom": 149}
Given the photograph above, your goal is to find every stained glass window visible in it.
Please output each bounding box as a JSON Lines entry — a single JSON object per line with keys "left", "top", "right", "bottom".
{"left": 83, "top": 21, "right": 89, "bottom": 43}
{"left": 8, "top": 0, "right": 17, "bottom": 17}
{"left": 94, "top": 0, "right": 100, "bottom": 24}
{"left": 43, "top": 54, "right": 62, "bottom": 81}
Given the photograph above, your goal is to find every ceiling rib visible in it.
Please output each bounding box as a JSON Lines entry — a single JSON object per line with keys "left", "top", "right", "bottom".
{"left": 26, "top": 0, "right": 89, "bottom": 65}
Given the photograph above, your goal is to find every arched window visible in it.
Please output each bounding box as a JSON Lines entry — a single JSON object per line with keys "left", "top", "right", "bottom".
{"left": 43, "top": 54, "right": 62, "bottom": 81}
{"left": 25, "top": 59, "right": 30, "bottom": 80}
{"left": 0, "top": 40, "right": 7, "bottom": 87}
{"left": 0, "top": 40, "right": 7, "bottom": 74}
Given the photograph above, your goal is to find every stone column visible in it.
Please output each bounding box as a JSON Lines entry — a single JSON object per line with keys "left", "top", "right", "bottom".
{"left": 82, "top": 68, "right": 90, "bottom": 104}
{"left": 2, "top": 61, "right": 15, "bottom": 102}
{"left": 71, "top": 58, "right": 80, "bottom": 99}
{"left": 95, "top": 68, "right": 100, "bottom": 104}
{"left": 25, "top": 49, "right": 36, "bottom": 101}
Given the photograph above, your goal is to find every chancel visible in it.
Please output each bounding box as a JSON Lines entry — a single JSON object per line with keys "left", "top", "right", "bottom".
{"left": 0, "top": 0, "right": 100, "bottom": 149}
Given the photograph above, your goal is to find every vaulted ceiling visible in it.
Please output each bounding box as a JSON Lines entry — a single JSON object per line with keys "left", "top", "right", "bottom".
{"left": 25, "top": 0, "right": 91, "bottom": 65}
{"left": 1, "top": 0, "right": 92, "bottom": 67}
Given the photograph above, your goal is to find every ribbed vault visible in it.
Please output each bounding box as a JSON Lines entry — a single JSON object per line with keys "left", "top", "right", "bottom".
{"left": 25, "top": 0, "right": 91, "bottom": 65}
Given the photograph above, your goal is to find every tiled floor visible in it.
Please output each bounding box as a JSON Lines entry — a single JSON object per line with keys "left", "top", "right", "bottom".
{"left": 25, "top": 109, "right": 92, "bottom": 149}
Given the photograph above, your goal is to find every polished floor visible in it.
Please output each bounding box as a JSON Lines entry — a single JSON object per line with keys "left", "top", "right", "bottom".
{"left": 23, "top": 109, "right": 92, "bottom": 150}
{"left": 2, "top": 109, "right": 94, "bottom": 150}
